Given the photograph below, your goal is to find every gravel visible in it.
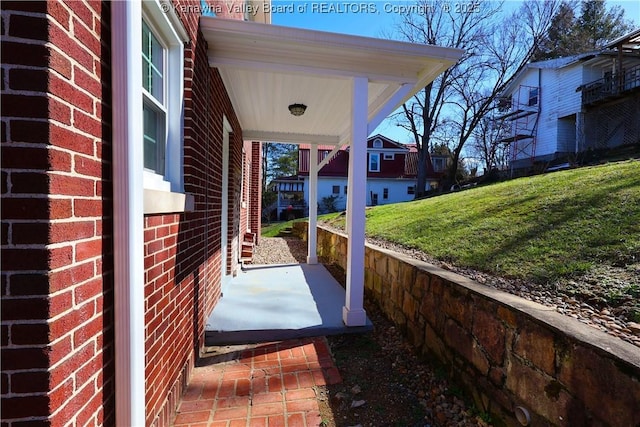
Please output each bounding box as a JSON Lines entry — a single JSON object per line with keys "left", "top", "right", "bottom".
{"left": 250, "top": 236, "right": 308, "bottom": 265}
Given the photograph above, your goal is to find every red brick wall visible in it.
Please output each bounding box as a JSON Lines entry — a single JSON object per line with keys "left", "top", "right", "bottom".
{"left": 1, "top": 1, "right": 115, "bottom": 425}
{"left": 143, "top": 2, "right": 245, "bottom": 425}
{"left": 3, "top": 1, "right": 258, "bottom": 425}
{"left": 250, "top": 141, "right": 263, "bottom": 243}
{"left": 239, "top": 141, "right": 252, "bottom": 240}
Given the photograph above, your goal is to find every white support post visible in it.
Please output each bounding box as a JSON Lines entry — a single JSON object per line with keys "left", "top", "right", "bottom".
{"left": 307, "top": 144, "right": 318, "bottom": 264}
{"left": 111, "top": 2, "right": 145, "bottom": 426}
{"left": 343, "top": 76, "right": 368, "bottom": 327}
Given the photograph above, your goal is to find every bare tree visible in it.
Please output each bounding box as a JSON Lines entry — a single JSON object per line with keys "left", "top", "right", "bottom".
{"left": 389, "top": 0, "right": 559, "bottom": 194}
{"left": 470, "top": 116, "right": 509, "bottom": 173}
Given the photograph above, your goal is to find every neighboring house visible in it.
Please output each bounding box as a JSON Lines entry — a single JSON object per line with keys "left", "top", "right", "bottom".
{"left": 1, "top": 1, "right": 461, "bottom": 425}
{"left": 497, "top": 28, "right": 640, "bottom": 173}
{"left": 270, "top": 135, "right": 447, "bottom": 217}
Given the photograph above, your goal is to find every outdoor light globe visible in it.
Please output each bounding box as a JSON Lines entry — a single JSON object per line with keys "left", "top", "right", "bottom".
{"left": 288, "top": 103, "right": 307, "bottom": 116}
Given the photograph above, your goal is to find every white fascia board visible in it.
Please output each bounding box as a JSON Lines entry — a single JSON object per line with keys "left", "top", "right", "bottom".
{"left": 201, "top": 17, "right": 463, "bottom": 81}
{"left": 201, "top": 16, "right": 462, "bottom": 59}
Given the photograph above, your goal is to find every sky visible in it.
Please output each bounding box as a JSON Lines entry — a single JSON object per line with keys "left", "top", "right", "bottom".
{"left": 269, "top": 0, "right": 640, "bottom": 143}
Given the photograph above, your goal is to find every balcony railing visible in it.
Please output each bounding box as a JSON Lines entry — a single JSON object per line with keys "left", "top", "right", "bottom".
{"left": 581, "top": 65, "right": 640, "bottom": 106}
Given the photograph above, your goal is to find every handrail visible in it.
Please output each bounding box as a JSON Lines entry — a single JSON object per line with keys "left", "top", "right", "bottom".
{"left": 582, "top": 64, "right": 640, "bottom": 105}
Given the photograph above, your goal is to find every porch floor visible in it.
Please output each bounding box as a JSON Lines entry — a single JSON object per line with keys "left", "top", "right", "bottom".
{"left": 205, "top": 263, "right": 372, "bottom": 345}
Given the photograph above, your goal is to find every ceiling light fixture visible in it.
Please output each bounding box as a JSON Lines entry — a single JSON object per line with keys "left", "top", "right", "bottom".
{"left": 288, "top": 103, "right": 307, "bottom": 116}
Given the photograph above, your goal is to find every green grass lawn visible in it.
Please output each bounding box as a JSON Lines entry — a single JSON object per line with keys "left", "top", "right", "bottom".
{"left": 322, "top": 160, "right": 640, "bottom": 283}
{"left": 260, "top": 220, "right": 299, "bottom": 237}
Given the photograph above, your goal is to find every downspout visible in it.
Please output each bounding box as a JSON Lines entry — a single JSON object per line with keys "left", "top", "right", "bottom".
{"left": 111, "top": 2, "right": 145, "bottom": 426}
{"left": 537, "top": 68, "right": 541, "bottom": 160}
{"left": 617, "top": 42, "right": 623, "bottom": 93}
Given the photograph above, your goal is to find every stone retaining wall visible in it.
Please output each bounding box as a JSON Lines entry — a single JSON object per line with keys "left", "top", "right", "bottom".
{"left": 294, "top": 222, "right": 640, "bottom": 426}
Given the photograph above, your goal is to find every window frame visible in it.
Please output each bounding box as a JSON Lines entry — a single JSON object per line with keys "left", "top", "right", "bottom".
{"left": 407, "top": 185, "right": 415, "bottom": 195}
{"left": 141, "top": 3, "right": 187, "bottom": 194}
{"left": 332, "top": 185, "right": 340, "bottom": 195}
{"left": 372, "top": 138, "right": 383, "bottom": 148}
{"left": 368, "top": 152, "right": 380, "bottom": 172}
{"left": 528, "top": 87, "right": 539, "bottom": 107}
{"left": 383, "top": 188, "right": 389, "bottom": 199}
{"left": 432, "top": 157, "right": 446, "bottom": 172}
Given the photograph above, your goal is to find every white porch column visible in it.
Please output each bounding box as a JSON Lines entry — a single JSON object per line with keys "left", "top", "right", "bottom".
{"left": 343, "top": 76, "right": 368, "bottom": 326}
{"left": 307, "top": 144, "right": 318, "bottom": 264}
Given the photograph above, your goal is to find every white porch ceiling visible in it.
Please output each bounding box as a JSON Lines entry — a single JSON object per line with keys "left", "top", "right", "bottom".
{"left": 200, "top": 17, "right": 463, "bottom": 145}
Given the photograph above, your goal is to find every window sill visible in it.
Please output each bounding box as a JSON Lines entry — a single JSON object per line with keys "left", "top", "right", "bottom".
{"left": 144, "top": 188, "right": 195, "bottom": 214}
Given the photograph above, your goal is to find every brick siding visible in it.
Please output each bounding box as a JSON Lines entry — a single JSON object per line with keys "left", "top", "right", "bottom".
{"left": 250, "top": 141, "right": 262, "bottom": 243}
{"left": 1, "top": 1, "right": 115, "bottom": 425}
{"left": 2, "top": 0, "right": 256, "bottom": 426}
{"left": 143, "top": 2, "right": 245, "bottom": 425}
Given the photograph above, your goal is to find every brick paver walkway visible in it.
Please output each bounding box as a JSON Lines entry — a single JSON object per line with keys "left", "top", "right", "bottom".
{"left": 172, "top": 337, "right": 342, "bottom": 427}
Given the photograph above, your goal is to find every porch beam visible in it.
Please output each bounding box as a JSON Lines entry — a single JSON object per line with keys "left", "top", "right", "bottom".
{"left": 242, "top": 130, "right": 339, "bottom": 145}
{"left": 367, "top": 83, "right": 413, "bottom": 135}
{"left": 343, "top": 76, "right": 368, "bottom": 327}
{"left": 317, "top": 143, "right": 343, "bottom": 170}
{"left": 307, "top": 144, "right": 318, "bottom": 264}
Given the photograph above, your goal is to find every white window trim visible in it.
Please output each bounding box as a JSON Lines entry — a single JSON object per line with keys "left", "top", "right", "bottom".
{"left": 383, "top": 153, "right": 394, "bottom": 160}
{"left": 528, "top": 87, "right": 538, "bottom": 107}
{"left": 141, "top": 1, "right": 188, "bottom": 197}
{"left": 372, "top": 138, "right": 383, "bottom": 148}
{"left": 368, "top": 152, "right": 380, "bottom": 172}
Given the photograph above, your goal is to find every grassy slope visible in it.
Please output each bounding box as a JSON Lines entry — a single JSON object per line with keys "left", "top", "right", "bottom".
{"left": 261, "top": 220, "right": 299, "bottom": 237}
{"left": 326, "top": 160, "right": 640, "bottom": 283}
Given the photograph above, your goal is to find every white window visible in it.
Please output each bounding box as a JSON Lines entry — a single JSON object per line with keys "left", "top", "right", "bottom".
{"left": 369, "top": 153, "right": 380, "bottom": 172}
{"left": 141, "top": 3, "right": 187, "bottom": 193}
{"left": 432, "top": 157, "right": 446, "bottom": 172}
{"left": 142, "top": 19, "right": 165, "bottom": 176}
{"left": 383, "top": 153, "right": 394, "bottom": 160}
{"left": 528, "top": 87, "right": 538, "bottom": 107}
{"left": 372, "top": 138, "right": 383, "bottom": 148}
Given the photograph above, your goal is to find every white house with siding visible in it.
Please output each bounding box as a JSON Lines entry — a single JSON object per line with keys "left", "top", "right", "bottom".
{"left": 269, "top": 135, "right": 448, "bottom": 219}
{"left": 498, "top": 29, "right": 640, "bottom": 172}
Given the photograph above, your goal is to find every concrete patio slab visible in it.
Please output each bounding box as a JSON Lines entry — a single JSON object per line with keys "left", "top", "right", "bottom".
{"left": 205, "top": 263, "right": 372, "bottom": 345}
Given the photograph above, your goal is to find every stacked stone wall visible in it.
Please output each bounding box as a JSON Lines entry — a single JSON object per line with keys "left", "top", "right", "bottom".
{"left": 293, "top": 222, "right": 640, "bottom": 426}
